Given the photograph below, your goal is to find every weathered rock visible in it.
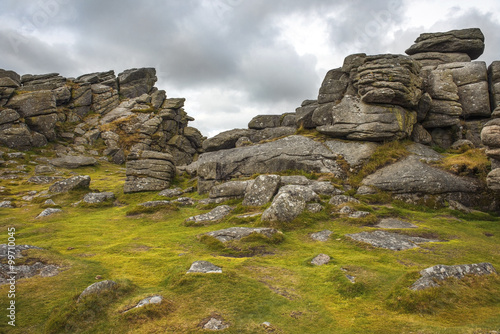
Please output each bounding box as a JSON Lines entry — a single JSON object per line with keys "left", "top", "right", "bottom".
{"left": 7, "top": 90, "right": 56, "bottom": 117}
{"left": 311, "top": 254, "right": 330, "bottom": 266}
{"left": 77, "top": 70, "right": 117, "bottom": 89}
{"left": 194, "top": 135, "right": 345, "bottom": 182}
{"left": 329, "top": 195, "right": 360, "bottom": 206}
{"left": 118, "top": 68, "right": 157, "bottom": 99}
{"left": 0, "top": 262, "right": 59, "bottom": 284}
{"left": 209, "top": 180, "right": 253, "bottom": 199}
{"left": 261, "top": 192, "right": 306, "bottom": 222}
{"left": 173, "top": 197, "right": 196, "bottom": 206}
{"left": 276, "top": 185, "right": 320, "bottom": 203}
{"left": 132, "top": 295, "right": 163, "bottom": 310}
{"left": 49, "top": 155, "right": 97, "bottom": 169}
{"left": 49, "top": 175, "right": 91, "bottom": 193}
{"left": 448, "top": 200, "right": 473, "bottom": 213}
{"left": 296, "top": 103, "right": 319, "bottom": 128}
{"left": 159, "top": 188, "right": 184, "bottom": 198}
{"left": 36, "top": 208, "right": 62, "bottom": 218}
{"left": 27, "top": 176, "right": 63, "bottom": 184}
{"left": 410, "top": 52, "right": 471, "bottom": 66}
{"left": 186, "top": 261, "right": 222, "bottom": 274}
{"left": 280, "top": 175, "right": 311, "bottom": 186}
{"left": 78, "top": 280, "right": 117, "bottom": 302}
{"left": 83, "top": 192, "right": 115, "bottom": 204}
{"left": 0, "top": 124, "right": 47, "bottom": 150}
{"left": 0, "top": 244, "right": 42, "bottom": 259}
{"left": 91, "top": 83, "right": 119, "bottom": 114}
{"left": 185, "top": 205, "right": 233, "bottom": 225}
{"left": 486, "top": 168, "right": 500, "bottom": 191}
{"left": 405, "top": 28, "right": 485, "bottom": 60}
{"left": 307, "top": 203, "right": 323, "bottom": 213}
{"left": 203, "top": 318, "right": 229, "bottom": 331}
{"left": 316, "top": 96, "right": 417, "bottom": 141}
{"left": 35, "top": 164, "right": 57, "bottom": 175}
{"left": 361, "top": 156, "right": 479, "bottom": 194}
{"left": 124, "top": 150, "right": 175, "bottom": 193}
{"left": 25, "top": 113, "right": 58, "bottom": 140}
{"left": 374, "top": 218, "right": 418, "bottom": 229}
{"left": 324, "top": 140, "right": 378, "bottom": 169}
{"left": 481, "top": 119, "right": 500, "bottom": 159}
{"left": 318, "top": 68, "right": 349, "bottom": 104}
{"left": 411, "top": 124, "right": 433, "bottom": 145}
{"left": 349, "top": 211, "right": 370, "bottom": 218}
{"left": 202, "top": 129, "right": 255, "bottom": 152}
{"left": 248, "top": 115, "right": 281, "bottom": 129}
{"left": 138, "top": 200, "right": 171, "bottom": 207}
{"left": 356, "top": 55, "right": 423, "bottom": 109}
{"left": 206, "top": 227, "right": 281, "bottom": 242}
{"left": 489, "top": 61, "right": 500, "bottom": 116}
{"left": 347, "top": 231, "right": 440, "bottom": 250}
{"left": 242, "top": 175, "right": 281, "bottom": 206}
{"left": 0, "top": 109, "right": 20, "bottom": 125}
{"left": 310, "top": 230, "right": 332, "bottom": 242}
{"left": 0, "top": 201, "right": 14, "bottom": 208}
{"left": 410, "top": 263, "right": 497, "bottom": 290}
{"left": 407, "top": 143, "right": 443, "bottom": 162}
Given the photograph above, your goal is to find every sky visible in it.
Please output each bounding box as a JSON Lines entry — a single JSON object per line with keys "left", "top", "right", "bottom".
{"left": 1, "top": 0, "right": 500, "bottom": 138}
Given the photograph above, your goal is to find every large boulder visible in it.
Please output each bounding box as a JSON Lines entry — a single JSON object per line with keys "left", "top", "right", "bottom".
{"left": 242, "top": 175, "right": 281, "bottom": 206}
{"left": 248, "top": 115, "right": 281, "bottom": 129}
{"left": 193, "top": 136, "right": 345, "bottom": 185}
{"left": 361, "top": 156, "right": 480, "bottom": 195}
{"left": 481, "top": 118, "right": 500, "bottom": 160}
{"left": 7, "top": 90, "right": 56, "bottom": 117}
{"left": 410, "top": 52, "right": 471, "bottom": 67}
{"left": 489, "top": 61, "right": 500, "bottom": 117}
{"left": 209, "top": 180, "right": 253, "bottom": 199}
{"left": 323, "top": 140, "right": 378, "bottom": 170}
{"left": 356, "top": 55, "right": 423, "bottom": 109}
{"left": 405, "top": 28, "right": 485, "bottom": 60}
{"left": 315, "top": 95, "right": 417, "bottom": 141}
{"left": 486, "top": 168, "right": 500, "bottom": 191}
{"left": 317, "top": 68, "right": 349, "bottom": 104}
{"left": 0, "top": 124, "right": 47, "bottom": 150}
{"left": 49, "top": 175, "right": 91, "bottom": 193}
{"left": 118, "top": 68, "right": 157, "bottom": 99}
{"left": 124, "top": 150, "right": 175, "bottom": 193}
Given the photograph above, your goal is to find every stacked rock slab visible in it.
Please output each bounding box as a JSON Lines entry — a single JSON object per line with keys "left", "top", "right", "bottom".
{"left": 489, "top": 62, "right": 500, "bottom": 118}
{"left": 481, "top": 119, "right": 500, "bottom": 191}
{"left": 123, "top": 150, "right": 175, "bottom": 193}
{"left": 0, "top": 67, "right": 202, "bottom": 166}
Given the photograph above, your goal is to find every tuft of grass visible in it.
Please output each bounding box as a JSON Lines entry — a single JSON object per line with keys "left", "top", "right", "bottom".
{"left": 125, "top": 203, "right": 179, "bottom": 216}
{"left": 432, "top": 148, "right": 491, "bottom": 180}
{"left": 350, "top": 140, "right": 411, "bottom": 187}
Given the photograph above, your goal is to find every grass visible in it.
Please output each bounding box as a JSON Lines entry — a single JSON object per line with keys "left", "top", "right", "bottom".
{"left": 0, "top": 149, "right": 499, "bottom": 333}
{"left": 432, "top": 148, "right": 491, "bottom": 180}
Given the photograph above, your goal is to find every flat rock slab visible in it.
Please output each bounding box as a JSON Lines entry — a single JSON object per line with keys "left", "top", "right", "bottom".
{"left": 206, "top": 227, "right": 281, "bottom": 243}
{"left": 374, "top": 218, "right": 418, "bottom": 229}
{"left": 187, "top": 261, "right": 222, "bottom": 274}
{"left": 242, "top": 174, "right": 281, "bottom": 206}
{"left": 324, "top": 140, "right": 379, "bottom": 168}
{"left": 361, "top": 156, "right": 479, "bottom": 194}
{"left": 49, "top": 155, "right": 97, "bottom": 169}
{"left": 138, "top": 200, "right": 171, "bottom": 207}
{"left": 49, "top": 175, "right": 91, "bottom": 193}
{"left": 185, "top": 205, "right": 233, "bottom": 225}
{"left": 158, "top": 187, "right": 184, "bottom": 198}
{"left": 311, "top": 253, "right": 331, "bottom": 266}
{"left": 0, "top": 262, "right": 59, "bottom": 284}
{"left": 410, "top": 263, "right": 497, "bottom": 290}
{"left": 346, "top": 231, "right": 439, "bottom": 251}
{"left": 125, "top": 295, "right": 163, "bottom": 312}
{"left": 83, "top": 192, "right": 115, "bottom": 204}
{"left": 310, "top": 230, "right": 333, "bottom": 242}
{"left": 0, "top": 244, "right": 42, "bottom": 258}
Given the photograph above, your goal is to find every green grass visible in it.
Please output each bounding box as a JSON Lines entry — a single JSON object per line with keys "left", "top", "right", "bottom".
{"left": 0, "top": 151, "right": 499, "bottom": 333}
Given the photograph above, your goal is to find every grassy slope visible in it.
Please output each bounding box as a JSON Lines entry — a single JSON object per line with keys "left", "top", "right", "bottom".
{"left": 0, "top": 151, "right": 499, "bottom": 333}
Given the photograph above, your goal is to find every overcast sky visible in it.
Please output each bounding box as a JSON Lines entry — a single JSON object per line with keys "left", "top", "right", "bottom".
{"left": 1, "top": 0, "right": 500, "bottom": 137}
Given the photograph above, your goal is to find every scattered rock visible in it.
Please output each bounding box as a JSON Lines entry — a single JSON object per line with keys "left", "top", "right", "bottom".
{"left": 83, "top": 192, "right": 115, "bottom": 204}
{"left": 374, "top": 218, "right": 418, "bottom": 229}
{"left": 49, "top": 155, "right": 97, "bottom": 169}
{"left": 311, "top": 254, "right": 331, "bottom": 266}
{"left": 339, "top": 206, "right": 355, "bottom": 214}
{"left": 261, "top": 192, "right": 306, "bottom": 223}
{"left": 203, "top": 317, "right": 229, "bottom": 331}
{"left": 0, "top": 244, "right": 42, "bottom": 258}
{"left": 36, "top": 208, "right": 62, "bottom": 218}
{"left": 0, "top": 262, "right": 59, "bottom": 284}
{"left": 341, "top": 268, "right": 356, "bottom": 283}
{"left": 185, "top": 205, "right": 233, "bottom": 225}
{"left": 310, "top": 230, "right": 332, "bottom": 242}
{"left": 448, "top": 200, "right": 472, "bottom": 213}
{"left": 410, "top": 263, "right": 497, "bottom": 290}
{"left": 329, "top": 195, "right": 360, "bottom": 206}
{"left": 242, "top": 175, "right": 281, "bottom": 206}
{"left": 44, "top": 199, "right": 56, "bottom": 206}
{"left": 138, "top": 200, "right": 171, "bottom": 207}
{"left": 307, "top": 203, "right": 323, "bottom": 213}
{"left": 158, "top": 187, "right": 184, "bottom": 198}
{"left": 78, "top": 280, "right": 117, "bottom": 302}
{"left": 0, "top": 201, "right": 13, "bottom": 208}
{"left": 187, "top": 261, "right": 222, "bottom": 274}
{"left": 49, "top": 175, "right": 91, "bottom": 193}
{"left": 346, "top": 231, "right": 440, "bottom": 250}
{"left": 133, "top": 295, "right": 163, "bottom": 309}
{"left": 172, "top": 197, "right": 196, "bottom": 206}
{"left": 28, "top": 176, "right": 63, "bottom": 184}
{"left": 205, "top": 227, "right": 281, "bottom": 243}
{"left": 349, "top": 211, "right": 370, "bottom": 218}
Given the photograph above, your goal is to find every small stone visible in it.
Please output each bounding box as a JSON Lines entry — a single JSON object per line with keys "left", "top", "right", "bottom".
{"left": 83, "top": 192, "right": 115, "bottom": 204}
{"left": 78, "top": 280, "right": 117, "bottom": 302}
{"left": 36, "top": 208, "right": 62, "bottom": 218}
{"left": 187, "top": 261, "right": 222, "bottom": 274}
{"left": 44, "top": 199, "right": 56, "bottom": 206}
{"left": 158, "top": 187, "right": 184, "bottom": 198}
{"left": 310, "top": 230, "right": 333, "bottom": 242}
{"left": 0, "top": 201, "right": 14, "bottom": 208}
{"left": 307, "top": 203, "right": 323, "bottom": 213}
{"left": 134, "top": 295, "right": 163, "bottom": 308}
{"left": 349, "top": 211, "right": 370, "bottom": 218}
{"left": 330, "top": 195, "right": 360, "bottom": 206}
{"left": 173, "top": 197, "right": 196, "bottom": 206}
{"left": 339, "top": 206, "right": 354, "bottom": 214}
{"left": 185, "top": 205, "right": 233, "bottom": 225}
{"left": 203, "top": 317, "right": 229, "bottom": 331}
{"left": 311, "top": 253, "right": 331, "bottom": 266}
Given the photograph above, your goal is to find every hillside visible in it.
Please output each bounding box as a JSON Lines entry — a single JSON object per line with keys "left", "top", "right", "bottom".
{"left": 0, "top": 28, "right": 499, "bottom": 333}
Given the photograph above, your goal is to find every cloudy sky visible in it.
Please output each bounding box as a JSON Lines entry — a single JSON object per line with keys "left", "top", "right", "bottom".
{"left": 1, "top": 0, "right": 500, "bottom": 137}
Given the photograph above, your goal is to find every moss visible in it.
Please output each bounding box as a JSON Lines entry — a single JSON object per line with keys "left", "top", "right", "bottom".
{"left": 432, "top": 148, "right": 491, "bottom": 181}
